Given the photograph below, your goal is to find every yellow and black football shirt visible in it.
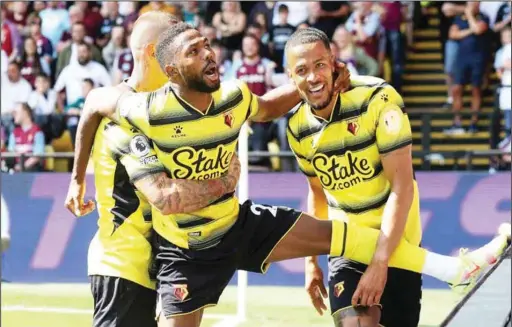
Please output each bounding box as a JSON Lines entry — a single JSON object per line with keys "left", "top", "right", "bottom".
{"left": 88, "top": 118, "right": 166, "bottom": 289}
{"left": 287, "top": 76, "right": 422, "bottom": 246}
{"left": 115, "top": 80, "right": 259, "bottom": 250}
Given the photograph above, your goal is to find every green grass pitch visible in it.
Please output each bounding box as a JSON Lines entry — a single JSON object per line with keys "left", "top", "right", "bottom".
{"left": 2, "top": 284, "right": 462, "bottom": 327}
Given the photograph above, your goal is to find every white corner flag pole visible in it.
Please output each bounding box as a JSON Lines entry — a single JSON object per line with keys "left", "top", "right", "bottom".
{"left": 236, "top": 122, "right": 249, "bottom": 322}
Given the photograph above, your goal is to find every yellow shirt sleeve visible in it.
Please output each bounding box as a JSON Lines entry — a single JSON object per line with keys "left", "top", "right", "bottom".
{"left": 116, "top": 92, "right": 151, "bottom": 136}
{"left": 117, "top": 129, "right": 166, "bottom": 183}
{"left": 287, "top": 125, "right": 316, "bottom": 177}
{"left": 236, "top": 80, "right": 260, "bottom": 120}
{"left": 370, "top": 86, "right": 413, "bottom": 154}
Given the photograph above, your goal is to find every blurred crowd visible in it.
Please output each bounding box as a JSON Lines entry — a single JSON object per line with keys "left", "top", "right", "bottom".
{"left": 0, "top": 1, "right": 510, "bottom": 173}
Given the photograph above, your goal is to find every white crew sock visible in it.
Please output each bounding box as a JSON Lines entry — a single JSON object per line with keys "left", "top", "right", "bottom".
{"left": 422, "top": 252, "right": 462, "bottom": 283}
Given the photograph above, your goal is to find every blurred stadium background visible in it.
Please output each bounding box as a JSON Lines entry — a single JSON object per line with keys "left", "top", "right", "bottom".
{"left": 1, "top": 1, "right": 511, "bottom": 327}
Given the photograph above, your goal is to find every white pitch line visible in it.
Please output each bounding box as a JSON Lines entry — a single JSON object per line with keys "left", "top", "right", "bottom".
{"left": 3, "top": 305, "right": 235, "bottom": 321}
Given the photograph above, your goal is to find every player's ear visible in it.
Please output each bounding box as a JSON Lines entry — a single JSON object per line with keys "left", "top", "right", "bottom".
{"left": 166, "top": 64, "right": 178, "bottom": 81}
{"left": 144, "top": 43, "right": 156, "bottom": 58}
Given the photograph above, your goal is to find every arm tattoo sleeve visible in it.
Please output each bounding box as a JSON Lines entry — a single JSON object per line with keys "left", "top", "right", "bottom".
{"left": 137, "top": 172, "right": 234, "bottom": 215}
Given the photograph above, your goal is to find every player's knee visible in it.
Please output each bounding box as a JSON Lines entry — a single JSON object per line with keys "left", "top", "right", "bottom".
{"left": 158, "top": 312, "right": 202, "bottom": 327}
{"left": 332, "top": 306, "right": 381, "bottom": 327}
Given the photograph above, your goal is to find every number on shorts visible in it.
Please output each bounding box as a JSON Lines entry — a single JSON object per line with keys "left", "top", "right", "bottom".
{"left": 250, "top": 203, "right": 278, "bottom": 217}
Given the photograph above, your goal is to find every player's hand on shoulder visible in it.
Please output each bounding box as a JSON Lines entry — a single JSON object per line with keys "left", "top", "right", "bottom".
{"left": 333, "top": 61, "right": 351, "bottom": 94}
{"left": 305, "top": 260, "right": 328, "bottom": 315}
{"left": 65, "top": 179, "right": 96, "bottom": 217}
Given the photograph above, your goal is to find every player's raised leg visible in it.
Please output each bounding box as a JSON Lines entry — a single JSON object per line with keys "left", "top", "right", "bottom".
{"left": 263, "top": 207, "right": 511, "bottom": 289}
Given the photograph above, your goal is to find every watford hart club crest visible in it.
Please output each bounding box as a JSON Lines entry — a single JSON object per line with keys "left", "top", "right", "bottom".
{"left": 173, "top": 284, "right": 189, "bottom": 302}
{"left": 347, "top": 121, "right": 359, "bottom": 136}
{"left": 224, "top": 112, "right": 234, "bottom": 128}
{"left": 334, "top": 281, "right": 345, "bottom": 297}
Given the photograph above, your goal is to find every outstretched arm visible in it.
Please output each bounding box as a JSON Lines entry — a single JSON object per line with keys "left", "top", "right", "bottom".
{"left": 134, "top": 156, "right": 240, "bottom": 215}
{"left": 71, "top": 86, "right": 124, "bottom": 183}
{"left": 65, "top": 86, "right": 137, "bottom": 216}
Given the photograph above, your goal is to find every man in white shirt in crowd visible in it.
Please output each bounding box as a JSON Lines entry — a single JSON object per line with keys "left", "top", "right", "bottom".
{"left": 54, "top": 42, "right": 111, "bottom": 107}
{"left": 1, "top": 62, "right": 32, "bottom": 132}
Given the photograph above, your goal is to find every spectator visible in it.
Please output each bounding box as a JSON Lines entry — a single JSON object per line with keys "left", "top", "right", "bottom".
{"left": 493, "top": 2, "right": 511, "bottom": 46}
{"left": 300, "top": 2, "right": 329, "bottom": 32}
{"left": 28, "top": 74, "right": 57, "bottom": 126}
{"left": 316, "top": 1, "right": 351, "bottom": 38}
{"left": 495, "top": 27, "right": 511, "bottom": 144}
{"left": 447, "top": 2, "right": 490, "bottom": 134}
{"left": 211, "top": 39, "right": 233, "bottom": 81}
{"left": 272, "top": 2, "right": 309, "bottom": 27}
{"left": 249, "top": 1, "right": 275, "bottom": 29}
{"left": 345, "top": 2, "right": 382, "bottom": 60}
{"left": 201, "top": 25, "right": 218, "bottom": 42}
{"left": 119, "top": 2, "right": 140, "bottom": 33}
{"left": 138, "top": 2, "right": 179, "bottom": 16}
{"left": 332, "top": 25, "right": 378, "bottom": 76}
{"left": 246, "top": 22, "right": 272, "bottom": 59}
{"left": 182, "top": 1, "right": 202, "bottom": 27}
{"left": 27, "top": 13, "right": 53, "bottom": 67}
{"left": 1, "top": 62, "right": 32, "bottom": 132}
{"left": 212, "top": 1, "right": 247, "bottom": 51}
{"left": 102, "top": 25, "right": 127, "bottom": 71}
{"left": 55, "top": 22, "right": 103, "bottom": 77}
{"left": 254, "top": 13, "right": 271, "bottom": 44}
{"left": 74, "top": 1, "right": 104, "bottom": 39}
{"left": 54, "top": 42, "right": 111, "bottom": 107}
{"left": 57, "top": 4, "right": 88, "bottom": 53}
{"left": 441, "top": 2, "right": 466, "bottom": 109}
{"left": 112, "top": 31, "right": 133, "bottom": 85}
{"left": 6, "top": 2, "right": 29, "bottom": 35}
{"left": 234, "top": 33, "right": 275, "bottom": 169}
{"left": 8, "top": 103, "right": 45, "bottom": 172}
{"left": 64, "top": 78, "right": 94, "bottom": 147}
{"left": 97, "top": 2, "right": 125, "bottom": 48}
{"left": 380, "top": 1, "right": 406, "bottom": 92}
{"left": 1, "top": 6, "right": 23, "bottom": 61}
{"left": 32, "top": 2, "right": 46, "bottom": 15}
{"left": 268, "top": 4, "right": 296, "bottom": 72}
{"left": 16, "top": 36, "right": 51, "bottom": 87}
{"left": 38, "top": 1, "right": 70, "bottom": 52}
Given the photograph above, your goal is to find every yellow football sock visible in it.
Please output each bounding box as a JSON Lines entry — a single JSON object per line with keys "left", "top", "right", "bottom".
{"left": 330, "top": 220, "right": 426, "bottom": 273}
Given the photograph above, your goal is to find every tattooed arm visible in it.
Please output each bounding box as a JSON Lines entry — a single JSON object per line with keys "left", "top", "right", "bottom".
{"left": 135, "top": 156, "right": 240, "bottom": 215}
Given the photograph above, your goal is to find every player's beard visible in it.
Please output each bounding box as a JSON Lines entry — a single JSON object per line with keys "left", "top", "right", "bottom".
{"left": 186, "top": 73, "right": 220, "bottom": 93}
{"left": 307, "top": 86, "right": 335, "bottom": 111}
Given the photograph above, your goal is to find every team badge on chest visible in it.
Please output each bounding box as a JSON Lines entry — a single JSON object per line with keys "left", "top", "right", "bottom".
{"left": 224, "top": 112, "right": 234, "bottom": 128}
{"left": 347, "top": 121, "right": 359, "bottom": 136}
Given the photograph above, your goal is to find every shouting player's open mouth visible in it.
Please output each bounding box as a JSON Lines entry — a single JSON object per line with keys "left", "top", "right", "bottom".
{"left": 203, "top": 63, "right": 219, "bottom": 83}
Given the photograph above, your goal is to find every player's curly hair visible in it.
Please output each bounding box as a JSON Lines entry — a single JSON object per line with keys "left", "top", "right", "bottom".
{"left": 155, "top": 22, "right": 195, "bottom": 72}
{"left": 284, "top": 27, "right": 331, "bottom": 54}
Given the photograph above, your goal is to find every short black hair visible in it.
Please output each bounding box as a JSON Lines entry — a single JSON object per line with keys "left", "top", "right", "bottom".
{"left": 76, "top": 41, "right": 92, "bottom": 51}
{"left": 284, "top": 27, "right": 331, "bottom": 55}
{"left": 155, "top": 22, "right": 195, "bottom": 71}
{"left": 83, "top": 78, "right": 94, "bottom": 87}
{"left": 248, "top": 22, "right": 262, "bottom": 30}
{"left": 278, "top": 4, "right": 289, "bottom": 13}
{"left": 36, "top": 73, "right": 49, "bottom": 80}
{"left": 210, "top": 38, "right": 223, "bottom": 48}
